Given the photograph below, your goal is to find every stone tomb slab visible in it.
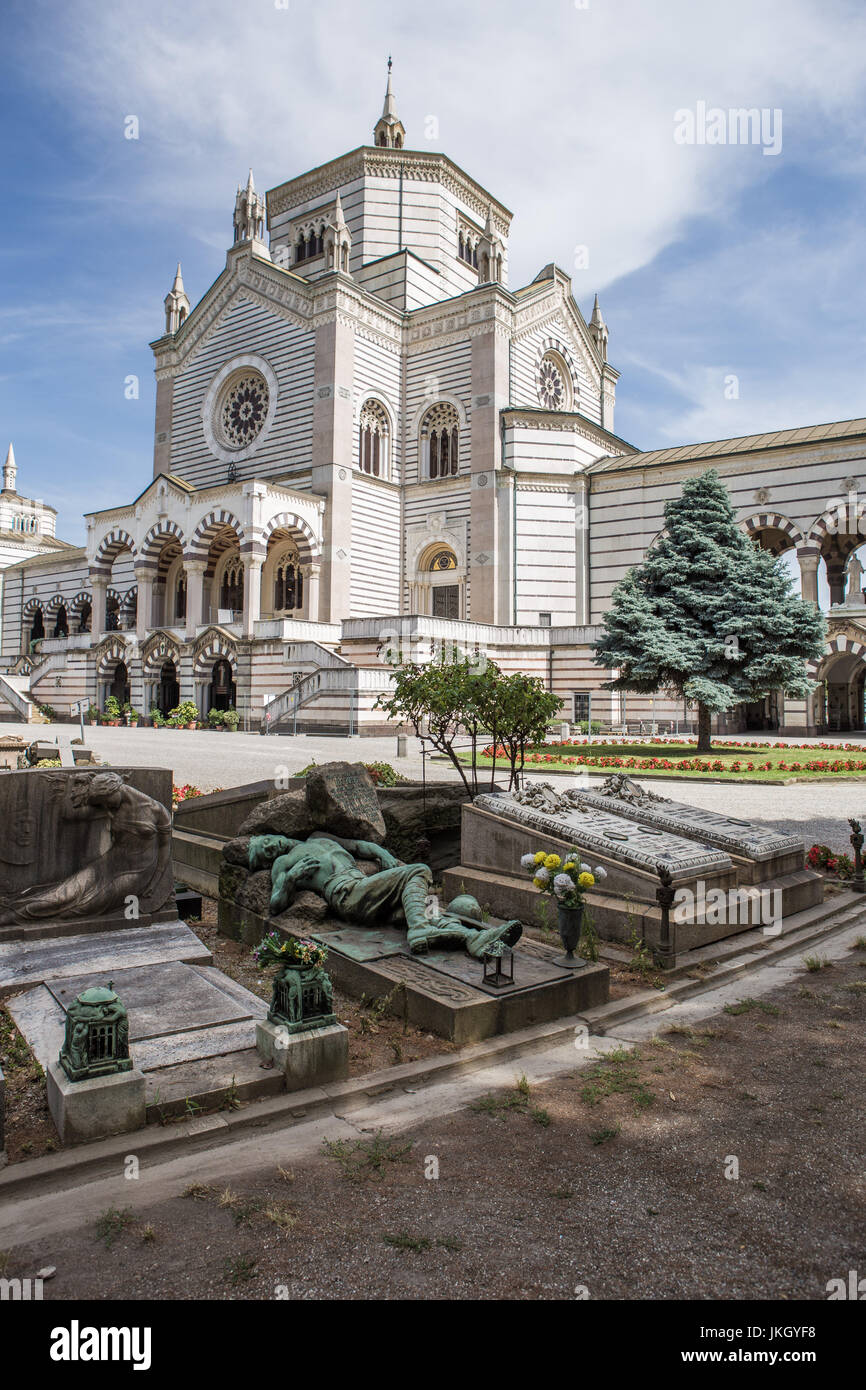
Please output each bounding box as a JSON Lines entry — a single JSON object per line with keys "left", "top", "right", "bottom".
{"left": 573, "top": 788, "right": 806, "bottom": 882}
{"left": 467, "top": 795, "right": 736, "bottom": 905}
{"left": 45, "top": 961, "right": 251, "bottom": 1041}
{"left": 287, "top": 919, "right": 607, "bottom": 1044}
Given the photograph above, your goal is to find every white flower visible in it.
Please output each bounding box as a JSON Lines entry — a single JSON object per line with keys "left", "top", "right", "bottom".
{"left": 534, "top": 866, "right": 550, "bottom": 885}
{"left": 553, "top": 873, "right": 573, "bottom": 897}
{"left": 593, "top": 864, "right": 608, "bottom": 880}
{"left": 580, "top": 862, "right": 592, "bottom": 874}
{"left": 520, "top": 853, "right": 537, "bottom": 869}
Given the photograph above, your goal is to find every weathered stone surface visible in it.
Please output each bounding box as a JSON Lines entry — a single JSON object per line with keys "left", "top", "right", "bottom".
{"left": 304, "top": 762, "right": 386, "bottom": 842}
{"left": 0, "top": 768, "right": 174, "bottom": 939}
{"left": 218, "top": 860, "right": 249, "bottom": 906}
{"left": 235, "top": 869, "right": 273, "bottom": 918}
{"left": 276, "top": 890, "right": 329, "bottom": 928}
{"left": 378, "top": 783, "right": 469, "bottom": 868}
{"left": 237, "top": 790, "right": 312, "bottom": 840}
{"left": 255, "top": 1019, "right": 348, "bottom": 1091}
{"left": 222, "top": 835, "right": 253, "bottom": 867}
{"left": 0, "top": 1058, "right": 5, "bottom": 1162}
{"left": 46, "top": 1059, "right": 146, "bottom": 1144}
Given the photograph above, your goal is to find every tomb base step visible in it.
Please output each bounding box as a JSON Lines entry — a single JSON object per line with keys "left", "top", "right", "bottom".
{"left": 442, "top": 865, "right": 827, "bottom": 956}
{"left": 144, "top": 1047, "right": 285, "bottom": 1121}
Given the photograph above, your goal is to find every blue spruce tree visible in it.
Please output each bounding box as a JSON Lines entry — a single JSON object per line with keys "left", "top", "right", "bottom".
{"left": 594, "top": 470, "right": 826, "bottom": 752}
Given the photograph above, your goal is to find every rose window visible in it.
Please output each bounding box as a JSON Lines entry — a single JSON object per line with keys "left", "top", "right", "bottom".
{"left": 220, "top": 373, "right": 269, "bottom": 447}
{"left": 538, "top": 357, "right": 567, "bottom": 411}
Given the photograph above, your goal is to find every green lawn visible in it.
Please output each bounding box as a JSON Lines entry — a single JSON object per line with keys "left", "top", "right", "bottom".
{"left": 462, "top": 739, "right": 866, "bottom": 782}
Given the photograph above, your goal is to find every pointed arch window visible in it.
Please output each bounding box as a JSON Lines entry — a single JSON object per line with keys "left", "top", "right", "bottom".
{"left": 273, "top": 548, "right": 304, "bottom": 613}
{"left": 219, "top": 558, "right": 244, "bottom": 612}
{"left": 421, "top": 402, "right": 460, "bottom": 479}
{"left": 358, "top": 400, "right": 390, "bottom": 478}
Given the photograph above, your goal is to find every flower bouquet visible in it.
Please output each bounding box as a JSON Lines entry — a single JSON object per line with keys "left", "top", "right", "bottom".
{"left": 252, "top": 931, "right": 335, "bottom": 1033}
{"left": 521, "top": 850, "right": 608, "bottom": 967}
{"left": 252, "top": 930, "right": 328, "bottom": 970}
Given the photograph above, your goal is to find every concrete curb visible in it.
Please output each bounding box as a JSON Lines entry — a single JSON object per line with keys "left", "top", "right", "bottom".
{"left": 2, "top": 892, "right": 863, "bottom": 1201}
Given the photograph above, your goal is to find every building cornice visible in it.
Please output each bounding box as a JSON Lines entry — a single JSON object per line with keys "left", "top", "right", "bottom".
{"left": 501, "top": 406, "right": 636, "bottom": 456}
{"left": 267, "top": 147, "right": 512, "bottom": 236}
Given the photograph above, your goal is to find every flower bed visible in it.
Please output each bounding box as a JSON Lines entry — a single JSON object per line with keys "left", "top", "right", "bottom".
{"left": 470, "top": 740, "right": 866, "bottom": 781}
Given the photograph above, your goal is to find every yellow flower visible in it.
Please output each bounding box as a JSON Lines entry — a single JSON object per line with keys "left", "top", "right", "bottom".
{"left": 533, "top": 851, "right": 547, "bottom": 865}
{"left": 563, "top": 861, "right": 575, "bottom": 872}
{"left": 544, "top": 854, "right": 561, "bottom": 870}
{"left": 578, "top": 871, "right": 595, "bottom": 888}
{"left": 533, "top": 876, "right": 547, "bottom": 889}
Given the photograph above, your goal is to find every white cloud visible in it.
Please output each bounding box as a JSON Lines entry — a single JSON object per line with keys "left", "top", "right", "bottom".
{"left": 28, "top": 0, "right": 866, "bottom": 291}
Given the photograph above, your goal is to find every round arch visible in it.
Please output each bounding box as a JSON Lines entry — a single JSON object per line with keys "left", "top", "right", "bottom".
{"left": 92, "top": 528, "right": 137, "bottom": 575}
{"left": 740, "top": 512, "right": 806, "bottom": 554}
{"left": 261, "top": 511, "right": 319, "bottom": 564}
{"left": 139, "top": 520, "right": 186, "bottom": 565}
{"left": 185, "top": 510, "right": 245, "bottom": 563}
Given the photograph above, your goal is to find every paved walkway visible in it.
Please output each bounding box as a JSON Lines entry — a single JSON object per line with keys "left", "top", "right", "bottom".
{"left": 4, "top": 722, "right": 866, "bottom": 850}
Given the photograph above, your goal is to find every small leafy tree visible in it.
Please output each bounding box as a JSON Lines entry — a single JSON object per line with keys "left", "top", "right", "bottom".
{"left": 593, "top": 469, "right": 825, "bottom": 753}
{"left": 375, "top": 653, "right": 498, "bottom": 795}
{"left": 376, "top": 653, "right": 561, "bottom": 794}
{"left": 480, "top": 671, "right": 560, "bottom": 789}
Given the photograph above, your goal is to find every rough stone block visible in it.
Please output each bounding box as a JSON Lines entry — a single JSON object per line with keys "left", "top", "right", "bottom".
{"left": 46, "top": 1059, "right": 146, "bottom": 1144}
{"left": 255, "top": 1019, "right": 348, "bottom": 1091}
{"left": 238, "top": 789, "right": 312, "bottom": 839}
{"left": 304, "top": 762, "right": 386, "bottom": 842}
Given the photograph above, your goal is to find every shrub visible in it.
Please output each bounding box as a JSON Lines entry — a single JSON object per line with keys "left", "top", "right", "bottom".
{"left": 365, "top": 761, "right": 398, "bottom": 786}
{"left": 168, "top": 700, "right": 199, "bottom": 728}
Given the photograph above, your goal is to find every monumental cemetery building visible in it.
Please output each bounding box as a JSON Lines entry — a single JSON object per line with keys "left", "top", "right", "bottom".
{"left": 3, "top": 70, "right": 866, "bottom": 736}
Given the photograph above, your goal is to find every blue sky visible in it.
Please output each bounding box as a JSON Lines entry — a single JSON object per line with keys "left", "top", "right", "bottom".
{"left": 2, "top": 0, "right": 866, "bottom": 545}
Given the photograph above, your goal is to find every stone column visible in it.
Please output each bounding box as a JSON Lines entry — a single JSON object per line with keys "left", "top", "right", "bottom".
{"left": 469, "top": 316, "right": 509, "bottom": 624}
{"left": 572, "top": 473, "right": 590, "bottom": 625}
{"left": 184, "top": 561, "right": 207, "bottom": 640}
{"left": 797, "top": 547, "right": 821, "bottom": 609}
{"left": 89, "top": 574, "right": 108, "bottom": 638}
{"left": 151, "top": 580, "right": 166, "bottom": 629}
{"left": 242, "top": 555, "right": 263, "bottom": 636}
{"left": 134, "top": 570, "right": 154, "bottom": 640}
{"left": 304, "top": 562, "right": 321, "bottom": 622}
{"left": 310, "top": 315, "right": 355, "bottom": 623}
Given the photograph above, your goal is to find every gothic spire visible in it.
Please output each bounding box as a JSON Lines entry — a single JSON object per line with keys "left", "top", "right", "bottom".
{"left": 373, "top": 57, "right": 405, "bottom": 149}
{"left": 589, "top": 294, "right": 609, "bottom": 361}
{"left": 3, "top": 441, "right": 17, "bottom": 493}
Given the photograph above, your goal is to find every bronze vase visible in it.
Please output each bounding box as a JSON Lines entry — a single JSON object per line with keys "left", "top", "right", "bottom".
{"left": 556, "top": 903, "right": 584, "bottom": 969}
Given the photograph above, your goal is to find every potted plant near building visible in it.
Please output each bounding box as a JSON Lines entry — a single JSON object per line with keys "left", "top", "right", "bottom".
{"left": 207, "top": 708, "right": 225, "bottom": 730}
{"left": 149, "top": 706, "right": 165, "bottom": 729}
{"left": 87, "top": 704, "right": 100, "bottom": 727}
{"left": 168, "top": 700, "right": 199, "bottom": 730}
{"left": 103, "top": 695, "right": 122, "bottom": 727}
{"left": 123, "top": 703, "right": 140, "bottom": 727}
{"left": 223, "top": 706, "right": 240, "bottom": 732}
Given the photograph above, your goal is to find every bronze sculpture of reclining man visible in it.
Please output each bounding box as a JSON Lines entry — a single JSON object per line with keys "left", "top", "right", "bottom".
{"left": 248, "top": 831, "right": 522, "bottom": 957}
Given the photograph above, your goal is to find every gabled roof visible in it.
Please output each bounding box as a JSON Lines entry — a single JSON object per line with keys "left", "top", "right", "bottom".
{"left": 589, "top": 416, "right": 866, "bottom": 473}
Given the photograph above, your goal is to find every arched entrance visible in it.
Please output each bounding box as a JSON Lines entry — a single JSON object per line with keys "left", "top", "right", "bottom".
{"left": 52, "top": 604, "right": 68, "bottom": 639}
{"left": 29, "top": 607, "right": 44, "bottom": 648}
{"left": 158, "top": 660, "right": 179, "bottom": 715}
{"left": 814, "top": 651, "right": 866, "bottom": 733}
{"left": 108, "top": 660, "right": 130, "bottom": 708}
{"left": 208, "top": 658, "right": 235, "bottom": 711}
